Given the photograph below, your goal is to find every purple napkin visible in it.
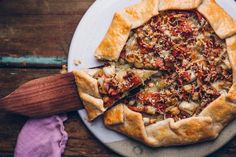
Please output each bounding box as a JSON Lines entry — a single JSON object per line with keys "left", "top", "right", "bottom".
{"left": 14, "top": 115, "right": 68, "bottom": 157}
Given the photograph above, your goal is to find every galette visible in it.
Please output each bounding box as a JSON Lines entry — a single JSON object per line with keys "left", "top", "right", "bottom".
{"left": 74, "top": 0, "right": 236, "bottom": 147}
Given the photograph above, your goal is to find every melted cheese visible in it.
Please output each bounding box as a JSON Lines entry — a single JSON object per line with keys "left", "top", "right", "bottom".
{"left": 186, "top": 70, "right": 196, "bottom": 82}
{"left": 143, "top": 117, "right": 150, "bottom": 125}
{"left": 159, "top": 50, "right": 170, "bottom": 59}
{"left": 115, "top": 70, "right": 127, "bottom": 82}
{"left": 103, "top": 65, "right": 115, "bottom": 76}
{"left": 145, "top": 106, "right": 157, "bottom": 115}
{"left": 179, "top": 101, "right": 199, "bottom": 114}
{"left": 211, "top": 81, "right": 223, "bottom": 91}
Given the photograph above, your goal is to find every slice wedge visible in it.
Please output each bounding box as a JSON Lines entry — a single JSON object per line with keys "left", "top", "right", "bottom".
{"left": 73, "top": 63, "right": 158, "bottom": 121}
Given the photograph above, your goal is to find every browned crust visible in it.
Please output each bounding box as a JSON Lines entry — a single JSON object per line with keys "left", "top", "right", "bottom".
{"left": 80, "top": 92, "right": 105, "bottom": 121}
{"left": 121, "top": 0, "right": 159, "bottom": 29}
{"left": 226, "top": 35, "right": 236, "bottom": 82}
{"left": 104, "top": 91, "right": 236, "bottom": 147}
{"left": 104, "top": 104, "right": 149, "bottom": 143}
{"left": 73, "top": 70, "right": 105, "bottom": 121}
{"left": 73, "top": 70, "right": 100, "bottom": 97}
{"left": 159, "top": 0, "right": 202, "bottom": 11}
{"left": 197, "top": 0, "right": 236, "bottom": 39}
{"left": 95, "top": 0, "right": 159, "bottom": 61}
{"left": 199, "top": 95, "right": 236, "bottom": 132}
{"left": 95, "top": 12, "right": 132, "bottom": 61}
{"left": 104, "top": 104, "right": 219, "bottom": 147}
{"left": 145, "top": 116, "right": 216, "bottom": 146}
{"left": 104, "top": 104, "right": 124, "bottom": 125}
{"left": 226, "top": 83, "right": 236, "bottom": 104}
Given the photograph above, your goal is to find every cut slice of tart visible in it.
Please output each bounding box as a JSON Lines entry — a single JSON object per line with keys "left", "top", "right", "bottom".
{"left": 73, "top": 63, "right": 158, "bottom": 121}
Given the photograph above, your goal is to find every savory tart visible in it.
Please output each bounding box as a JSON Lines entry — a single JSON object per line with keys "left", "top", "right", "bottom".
{"left": 73, "top": 63, "right": 157, "bottom": 121}
{"left": 92, "top": 0, "right": 236, "bottom": 147}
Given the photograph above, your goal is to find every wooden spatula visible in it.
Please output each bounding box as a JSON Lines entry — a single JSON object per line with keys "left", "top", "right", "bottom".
{"left": 0, "top": 72, "right": 84, "bottom": 118}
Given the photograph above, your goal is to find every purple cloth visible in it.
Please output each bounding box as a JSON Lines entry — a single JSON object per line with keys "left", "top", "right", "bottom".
{"left": 14, "top": 115, "right": 68, "bottom": 157}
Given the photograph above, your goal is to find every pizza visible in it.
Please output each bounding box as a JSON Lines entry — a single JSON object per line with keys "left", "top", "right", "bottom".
{"left": 73, "top": 63, "right": 157, "bottom": 121}
{"left": 74, "top": 0, "right": 236, "bottom": 147}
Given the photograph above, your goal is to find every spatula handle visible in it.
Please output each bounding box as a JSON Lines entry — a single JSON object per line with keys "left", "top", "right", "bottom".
{"left": 0, "top": 72, "right": 84, "bottom": 118}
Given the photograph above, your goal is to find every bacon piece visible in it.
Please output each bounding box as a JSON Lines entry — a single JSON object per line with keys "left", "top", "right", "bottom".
{"left": 172, "top": 46, "right": 190, "bottom": 60}
{"left": 128, "top": 106, "right": 145, "bottom": 112}
{"left": 180, "top": 71, "right": 191, "bottom": 81}
{"left": 154, "top": 58, "right": 165, "bottom": 69}
{"left": 137, "top": 92, "right": 162, "bottom": 105}
{"left": 172, "top": 50, "right": 181, "bottom": 58}
{"left": 155, "top": 103, "right": 166, "bottom": 113}
{"left": 138, "top": 38, "right": 154, "bottom": 50}
{"left": 124, "top": 72, "right": 142, "bottom": 85}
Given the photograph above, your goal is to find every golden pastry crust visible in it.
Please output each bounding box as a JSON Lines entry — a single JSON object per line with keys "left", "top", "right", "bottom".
{"left": 197, "top": 0, "right": 236, "bottom": 39}
{"left": 199, "top": 95, "right": 236, "bottom": 133}
{"left": 104, "top": 94, "right": 236, "bottom": 147}
{"left": 104, "top": 104, "right": 124, "bottom": 125}
{"left": 95, "top": 12, "right": 132, "bottom": 61}
{"left": 226, "top": 83, "right": 236, "bottom": 104}
{"left": 226, "top": 35, "right": 236, "bottom": 82}
{"left": 159, "top": 0, "right": 202, "bottom": 11}
{"left": 122, "top": 0, "right": 159, "bottom": 29}
{"left": 73, "top": 70, "right": 100, "bottom": 97}
{"left": 95, "top": 0, "right": 159, "bottom": 61}
{"left": 104, "top": 104, "right": 149, "bottom": 143}
{"left": 80, "top": 92, "right": 105, "bottom": 121}
{"left": 73, "top": 70, "right": 105, "bottom": 121}
{"left": 145, "top": 116, "right": 216, "bottom": 146}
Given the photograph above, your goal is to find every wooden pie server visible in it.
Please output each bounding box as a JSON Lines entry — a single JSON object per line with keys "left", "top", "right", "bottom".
{"left": 0, "top": 72, "right": 84, "bottom": 118}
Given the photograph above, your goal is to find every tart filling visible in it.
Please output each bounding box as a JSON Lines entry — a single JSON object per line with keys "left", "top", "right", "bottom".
{"left": 118, "top": 10, "right": 233, "bottom": 125}
{"left": 92, "top": 64, "right": 157, "bottom": 108}
{"left": 120, "top": 10, "right": 229, "bottom": 70}
{"left": 94, "top": 65, "right": 141, "bottom": 107}
{"left": 125, "top": 69, "right": 232, "bottom": 126}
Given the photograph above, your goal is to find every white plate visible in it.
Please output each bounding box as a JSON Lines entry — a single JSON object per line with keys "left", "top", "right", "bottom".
{"left": 68, "top": 0, "right": 236, "bottom": 156}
